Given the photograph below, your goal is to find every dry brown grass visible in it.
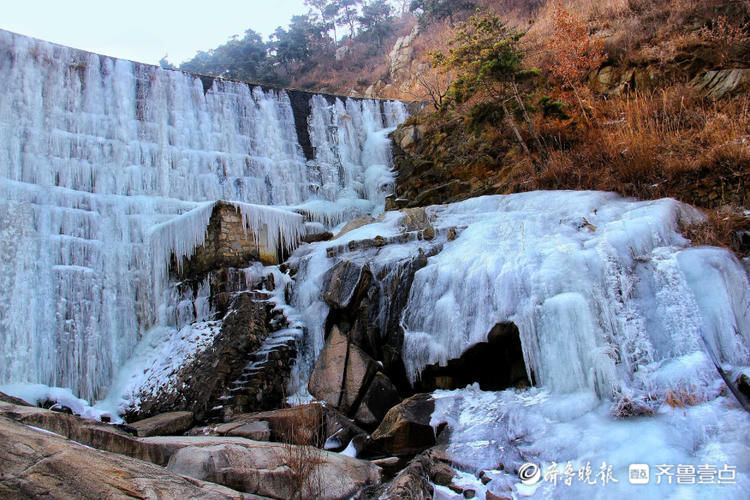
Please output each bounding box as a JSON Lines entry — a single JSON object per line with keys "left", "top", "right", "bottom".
{"left": 524, "top": 0, "right": 749, "bottom": 68}
{"left": 682, "top": 207, "right": 750, "bottom": 253}
{"left": 289, "top": 16, "right": 416, "bottom": 95}
{"left": 278, "top": 409, "right": 327, "bottom": 499}
{"left": 664, "top": 388, "right": 705, "bottom": 408}
{"left": 535, "top": 87, "right": 750, "bottom": 207}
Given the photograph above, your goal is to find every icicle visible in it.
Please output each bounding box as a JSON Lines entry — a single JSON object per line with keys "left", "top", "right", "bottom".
{"left": 230, "top": 201, "right": 305, "bottom": 256}
{"left": 147, "top": 201, "right": 215, "bottom": 291}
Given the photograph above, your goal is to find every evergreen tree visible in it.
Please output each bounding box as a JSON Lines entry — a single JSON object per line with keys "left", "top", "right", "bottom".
{"left": 305, "top": 0, "right": 340, "bottom": 44}
{"left": 409, "top": 0, "right": 475, "bottom": 27}
{"left": 359, "top": 0, "right": 394, "bottom": 47}
{"left": 436, "top": 12, "right": 545, "bottom": 169}
{"left": 337, "top": 0, "right": 363, "bottom": 38}
{"left": 270, "top": 15, "right": 317, "bottom": 74}
{"left": 180, "top": 29, "right": 267, "bottom": 81}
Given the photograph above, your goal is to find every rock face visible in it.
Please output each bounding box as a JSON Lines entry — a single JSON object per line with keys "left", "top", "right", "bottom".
{"left": 388, "top": 26, "right": 419, "bottom": 82}
{"left": 322, "top": 261, "right": 369, "bottom": 309}
{"left": 0, "top": 416, "right": 248, "bottom": 499}
{"left": 1, "top": 401, "right": 146, "bottom": 461}
{"left": 308, "top": 326, "right": 379, "bottom": 415}
{"left": 168, "top": 441, "right": 381, "bottom": 499}
{"left": 690, "top": 68, "right": 750, "bottom": 99}
{"left": 129, "top": 291, "right": 279, "bottom": 422}
{"left": 131, "top": 411, "right": 195, "bottom": 437}
{"left": 305, "top": 211, "right": 453, "bottom": 429}
{"left": 366, "top": 394, "right": 436, "bottom": 457}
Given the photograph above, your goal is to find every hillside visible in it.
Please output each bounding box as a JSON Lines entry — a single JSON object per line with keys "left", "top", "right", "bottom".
{"left": 387, "top": 0, "right": 750, "bottom": 257}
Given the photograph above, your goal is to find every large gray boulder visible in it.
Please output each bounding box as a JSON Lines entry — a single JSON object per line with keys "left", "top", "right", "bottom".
{"left": 0, "top": 416, "right": 250, "bottom": 499}
{"left": 322, "top": 260, "right": 368, "bottom": 309}
{"left": 168, "top": 441, "right": 381, "bottom": 499}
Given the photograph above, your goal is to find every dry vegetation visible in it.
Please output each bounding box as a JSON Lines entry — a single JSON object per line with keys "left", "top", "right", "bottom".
{"left": 293, "top": 15, "right": 416, "bottom": 94}
{"left": 278, "top": 409, "right": 327, "bottom": 499}
{"left": 536, "top": 88, "right": 750, "bottom": 207}
{"left": 392, "top": 0, "right": 750, "bottom": 256}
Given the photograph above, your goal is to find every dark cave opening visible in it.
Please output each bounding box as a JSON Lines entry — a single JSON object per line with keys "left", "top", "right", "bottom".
{"left": 414, "top": 322, "right": 533, "bottom": 392}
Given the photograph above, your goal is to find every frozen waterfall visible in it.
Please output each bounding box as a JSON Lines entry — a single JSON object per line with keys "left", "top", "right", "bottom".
{"left": 288, "top": 190, "right": 750, "bottom": 498}
{"left": 0, "top": 29, "right": 407, "bottom": 401}
{"left": 290, "top": 191, "right": 750, "bottom": 402}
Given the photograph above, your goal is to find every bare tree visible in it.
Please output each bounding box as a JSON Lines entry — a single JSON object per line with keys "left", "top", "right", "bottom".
{"left": 406, "top": 64, "right": 453, "bottom": 109}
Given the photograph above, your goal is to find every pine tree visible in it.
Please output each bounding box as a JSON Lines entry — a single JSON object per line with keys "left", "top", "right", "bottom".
{"left": 436, "top": 12, "right": 545, "bottom": 170}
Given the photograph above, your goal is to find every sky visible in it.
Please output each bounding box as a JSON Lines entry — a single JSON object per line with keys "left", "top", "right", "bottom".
{"left": 0, "top": 0, "right": 308, "bottom": 66}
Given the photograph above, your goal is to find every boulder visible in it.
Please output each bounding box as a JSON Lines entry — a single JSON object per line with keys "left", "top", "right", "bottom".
{"left": 220, "top": 421, "right": 272, "bottom": 441}
{"left": 392, "top": 124, "right": 427, "bottom": 152}
{"left": 210, "top": 403, "right": 367, "bottom": 451}
{"left": 308, "top": 326, "right": 378, "bottom": 414}
{"left": 167, "top": 441, "right": 381, "bottom": 499}
{"left": 366, "top": 394, "right": 436, "bottom": 457}
{"left": 354, "top": 372, "right": 402, "bottom": 428}
{"left": 323, "top": 261, "right": 368, "bottom": 309}
{"left": 370, "top": 449, "right": 454, "bottom": 500}
{"left": 130, "top": 411, "right": 194, "bottom": 437}
{"left": 302, "top": 231, "right": 333, "bottom": 243}
{"left": 399, "top": 207, "right": 432, "bottom": 232}
{"left": 0, "top": 416, "right": 249, "bottom": 499}
{"left": 233, "top": 404, "right": 326, "bottom": 446}
{"left": 0, "top": 401, "right": 145, "bottom": 460}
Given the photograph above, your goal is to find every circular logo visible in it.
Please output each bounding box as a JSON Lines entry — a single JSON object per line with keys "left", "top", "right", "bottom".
{"left": 519, "top": 462, "right": 542, "bottom": 486}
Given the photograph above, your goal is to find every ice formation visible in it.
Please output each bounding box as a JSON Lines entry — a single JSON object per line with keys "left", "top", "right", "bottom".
{"left": 0, "top": 29, "right": 407, "bottom": 401}
{"left": 287, "top": 190, "right": 750, "bottom": 499}
{"left": 291, "top": 192, "right": 749, "bottom": 396}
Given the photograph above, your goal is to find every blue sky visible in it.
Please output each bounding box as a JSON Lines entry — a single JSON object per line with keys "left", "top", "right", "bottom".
{"left": 0, "top": 0, "right": 308, "bottom": 65}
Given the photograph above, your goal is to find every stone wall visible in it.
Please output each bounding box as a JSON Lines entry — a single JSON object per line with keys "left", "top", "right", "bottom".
{"left": 176, "top": 202, "right": 279, "bottom": 281}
